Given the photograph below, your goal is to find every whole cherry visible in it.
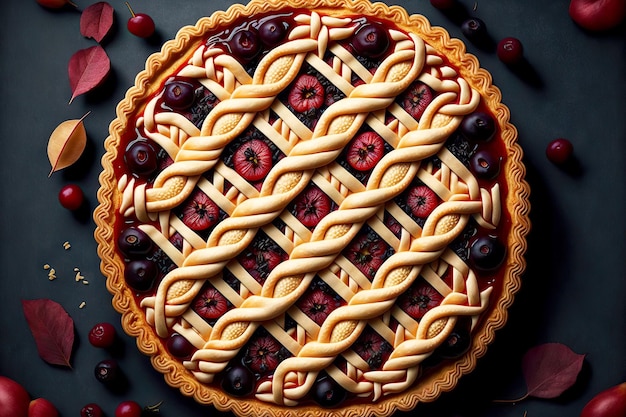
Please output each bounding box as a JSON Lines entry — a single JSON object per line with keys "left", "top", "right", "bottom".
{"left": 88, "top": 322, "right": 117, "bottom": 348}
{"left": 569, "top": 0, "right": 626, "bottom": 31}
{"left": 58, "top": 184, "right": 85, "bottom": 211}
{"left": 81, "top": 403, "right": 104, "bottom": 417}
{"left": 546, "top": 138, "right": 574, "bottom": 165}
{"left": 36, "top": 0, "right": 77, "bottom": 9}
{"left": 497, "top": 37, "right": 524, "bottom": 65}
{"left": 125, "top": 2, "right": 155, "bottom": 38}
{"left": 115, "top": 400, "right": 142, "bottom": 417}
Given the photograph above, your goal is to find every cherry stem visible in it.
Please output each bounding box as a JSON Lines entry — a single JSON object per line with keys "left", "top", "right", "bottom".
{"left": 492, "top": 393, "right": 529, "bottom": 404}
{"left": 66, "top": 0, "right": 78, "bottom": 8}
{"left": 125, "top": 1, "right": 136, "bottom": 17}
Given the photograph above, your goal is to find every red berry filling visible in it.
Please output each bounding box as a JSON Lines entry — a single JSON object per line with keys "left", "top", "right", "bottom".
{"left": 287, "top": 74, "right": 325, "bottom": 113}
{"left": 243, "top": 330, "right": 289, "bottom": 374}
{"left": 180, "top": 189, "right": 220, "bottom": 231}
{"left": 405, "top": 184, "right": 440, "bottom": 219}
{"left": 398, "top": 280, "right": 444, "bottom": 320}
{"left": 296, "top": 284, "right": 342, "bottom": 326}
{"left": 399, "top": 81, "right": 434, "bottom": 120}
{"left": 344, "top": 229, "right": 392, "bottom": 280}
{"left": 346, "top": 131, "right": 386, "bottom": 172}
{"left": 291, "top": 185, "right": 333, "bottom": 228}
{"left": 193, "top": 283, "right": 231, "bottom": 321}
{"left": 233, "top": 139, "right": 274, "bottom": 182}
{"left": 353, "top": 327, "right": 393, "bottom": 370}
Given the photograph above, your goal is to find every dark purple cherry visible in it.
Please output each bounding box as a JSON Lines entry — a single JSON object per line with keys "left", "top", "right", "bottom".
{"left": 124, "top": 140, "right": 158, "bottom": 178}
{"left": 461, "top": 112, "right": 496, "bottom": 142}
{"left": 470, "top": 150, "right": 501, "bottom": 179}
{"left": 352, "top": 23, "right": 389, "bottom": 58}
{"left": 124, "top": 259, "right": 158, "bottom": 292}
{"left": 118, "top": 226, "right": 152, "bottom": 258}
{"left": 164, "top": 80, "right": 196, "bottom": 110}
{"left": 437, "top": 326, "right": 471, "bottom": 359}
{"left": 461, "top": 17, "right": 487, "bottom": 42}
{"left": 221, "top": 364, "right": 255, "bottom": 397}
{"left": 167, "top": 333, "right": 194, "bottom": 358}
{"left": 229, "top": 29, "right": 261, "bottom": 61}
{"left": 311, "top": 375, "right": 347, "bottom": 408}
{"left": 258, "top": 18, "right": 288, "bottom": 46}
{"left": 469, "top": 235, "right": 506, "bottom": 272}
{"left": 94, "top": 359, "right": 121, "bottom": 385}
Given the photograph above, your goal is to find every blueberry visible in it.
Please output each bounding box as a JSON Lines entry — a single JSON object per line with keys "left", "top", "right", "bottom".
{"left": 124, "top": 259, "right": 158, "bottom": 292}
{"left": 164, "top": 80, "right": 196, "bottom": 110}
{"left": 311, "top": 375, "right": 347, "bottom": 408}
{"left": 118, "top": 226, "right": 153, "bottom": 258}
{"left": 221, "top": 363, "right": 256, "bottom": 397}
{"left": 229, "top": 29, "right": 261, "bottom": 62}
{"left": 258, "top": 18, "right": 288, "bottom": 47}
{"left": 124, "top": 140, "right": 158, "bottom": 178}
{"left": 460, "top": 112, "right": 496, "bottom": 142}
{"left": 352, "top": 23, "right": 389, "bottom": 59}
{"left": 469, "top": 235, "right": 506, "bottom": 272}
{"left": 470, "top": 150, "right": 501, "bottom": 179}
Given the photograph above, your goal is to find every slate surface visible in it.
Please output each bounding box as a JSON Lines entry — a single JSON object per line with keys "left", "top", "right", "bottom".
{"left": 0, "top": 1, "right": 624, "bottom": 416}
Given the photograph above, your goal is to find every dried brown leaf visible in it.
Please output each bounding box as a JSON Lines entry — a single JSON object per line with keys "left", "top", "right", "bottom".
{"left": 47, "top": 112, "right": 90, "bottom": 176}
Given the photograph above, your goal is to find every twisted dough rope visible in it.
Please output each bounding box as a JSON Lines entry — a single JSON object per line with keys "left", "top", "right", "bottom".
{"left": 122, "top": 13, "right": 354, "bottom": 218}
{"left": 143, "top": 29, "right": 426, "bottom": 338}
{"left": 266, "top": 192, "right": 491, "bottom": 404}
{"left": 187, "top": 73, "right": 478, "bottom": 389}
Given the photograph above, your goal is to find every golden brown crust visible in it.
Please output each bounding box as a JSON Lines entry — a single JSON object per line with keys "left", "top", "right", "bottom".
{"left": 94, "top": 0, "right": 530, "bottom": 415}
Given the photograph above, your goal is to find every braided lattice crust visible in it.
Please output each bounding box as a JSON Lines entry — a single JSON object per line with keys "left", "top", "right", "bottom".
{"left": 94, "top": 1, "right": 530, "bottom": 416}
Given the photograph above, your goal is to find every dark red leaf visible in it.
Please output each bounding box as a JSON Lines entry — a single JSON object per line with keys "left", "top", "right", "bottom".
{"left": 80, "top": 2, "right": 114, "bottom": 43}
{"left": 22, "top": 299, "right": 75, "bottom": 368}
{"left": 521, "top": 342, "right": 585, "bottom": 399}
{"left": 68, "top": 45, "right": 111, "bottom": 103}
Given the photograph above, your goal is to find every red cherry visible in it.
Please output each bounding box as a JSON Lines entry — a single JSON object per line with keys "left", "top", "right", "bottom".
{"left": 58, "top": 184, "right": 84, "bottom": 211}
{"left": 125, "top": 2, "right": 155, "bottom": 38}
{"left": 88, "top": 322, "right": 117, "bottom": 348}
{"left": 36, "top": 0, "right": 77, "bottom": 9}
{"left": 546, "top": 138, "right": 574, "bottom": 164}
{"left": 115, "top": 401, "right": 142, "bottom": 417}
{"left": 346, "top": 131, "right": 385, "bottom": 171}
{"left": 497, "top": 37, "right": 524, "bottom": 65}
{"left": 80, "top": 403, "right": 104, "bottom": 417}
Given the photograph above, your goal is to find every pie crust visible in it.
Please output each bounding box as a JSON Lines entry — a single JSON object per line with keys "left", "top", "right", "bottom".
{"left": 94, "top": 0, "right": 531, "bottom": 415}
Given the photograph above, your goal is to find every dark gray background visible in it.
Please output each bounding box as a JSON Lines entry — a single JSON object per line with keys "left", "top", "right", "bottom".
{"left": 1, "top": 0, "right": 624, "bottom": 416}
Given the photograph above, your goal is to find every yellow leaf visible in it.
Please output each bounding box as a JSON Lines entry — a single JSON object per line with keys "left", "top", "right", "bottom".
{"left": 47, "top": 112, "right": 90, "bottom": 177}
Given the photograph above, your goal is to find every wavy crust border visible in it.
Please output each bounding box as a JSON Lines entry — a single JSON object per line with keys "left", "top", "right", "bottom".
{"left": 93, "top": 0, "right": 531, "bottom": 416}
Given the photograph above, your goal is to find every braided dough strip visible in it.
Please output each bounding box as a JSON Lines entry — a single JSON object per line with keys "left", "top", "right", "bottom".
{"left": 143, "top": 31, "right": 426, "bottom": 338}
{"left": 188, "top": 74, "right": 478, "bottom": 387}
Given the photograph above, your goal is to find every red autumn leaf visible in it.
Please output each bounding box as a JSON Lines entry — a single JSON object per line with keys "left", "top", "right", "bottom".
{"left": 22, "top": 299, "right": 75, "bottom": 368}
{"left": 68, "top": 45, "right": 111, "bottom": 103}
{"left": 80, "top": 2, "right": 114, "bottom": 43}
{"left": 521, "top": 342, "right": 586, "bottom": 399}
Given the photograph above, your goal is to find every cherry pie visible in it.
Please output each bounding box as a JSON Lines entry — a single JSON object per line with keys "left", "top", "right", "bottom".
{"left": 94, "top": 0, "right": 530, "bottom": 415}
